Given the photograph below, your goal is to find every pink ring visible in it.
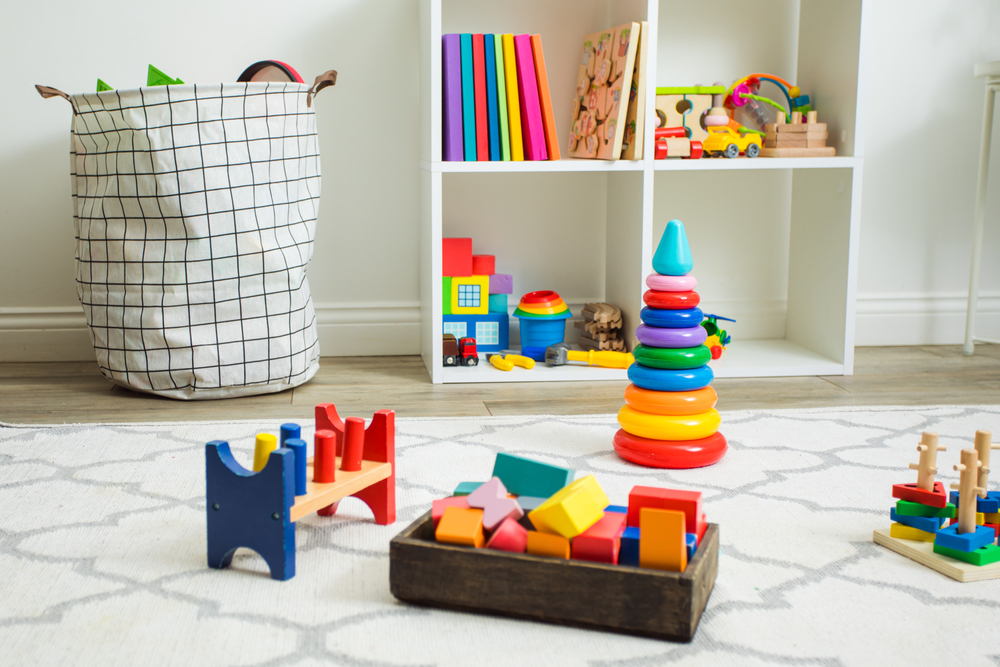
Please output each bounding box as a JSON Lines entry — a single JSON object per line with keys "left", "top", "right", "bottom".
{"left": 646, "top": 274, "right": 698, "bottom": 292}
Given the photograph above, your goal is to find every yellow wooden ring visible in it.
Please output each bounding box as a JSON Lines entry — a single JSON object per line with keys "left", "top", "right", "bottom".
{"left": 624, "top": 384, "right": 717, "bottom": 415}
{"left": 617, "top": 406, "right": 721, "bottom": 441}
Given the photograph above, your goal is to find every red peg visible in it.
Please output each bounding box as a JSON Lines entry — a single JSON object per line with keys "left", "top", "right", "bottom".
{"left": 313, "top": 429, "right": 336, "bottom": 483}
{"left": 341, "top": 417, "right": 365, "bottom": 471}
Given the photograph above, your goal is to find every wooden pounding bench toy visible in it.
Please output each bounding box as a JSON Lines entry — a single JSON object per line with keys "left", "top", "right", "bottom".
{"left": 206, "top": 403, "right": 396, "bottom": 580}
{"left": 390, "top": 453, "right": 717, "bottom": 641}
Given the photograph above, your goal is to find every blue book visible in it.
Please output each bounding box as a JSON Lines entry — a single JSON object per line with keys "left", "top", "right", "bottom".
{"left": 484, "top": 34, "right": 501, "bottom": 161}
{"left": 460, "top": 34, "right": 476, "bottom": 161}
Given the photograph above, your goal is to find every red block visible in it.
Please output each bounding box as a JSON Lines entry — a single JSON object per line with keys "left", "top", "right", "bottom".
{"left": 891, "top": 481, "right": 947, "bottom": 508}
{"left": 486, "top": 518, "right": 529, "bottom": 553}
{"left": 340, "top": 417, "right": 364, "bottom": 472}
{"left": 572, "top": 511, "right": 627, "bottom": 563}
{"left": 432, "top": 496, "right": 471, "bottom": 528}
{"left": 313, "top": 430, "right": 336, "bottom": 483}
{"left": 472, "top": 34, "right": 488, "bottom": 162}
{"left": 627, "top": 487, "right": 703, "bottom": 536}
{"left": 442, "top": 238, "right": 472, "bottom": 277}
{"left": 985, "top": 522, "right": 999, "bottom": 540}
{"left": 471, "top": 254, "right": 495, "bottom": 275}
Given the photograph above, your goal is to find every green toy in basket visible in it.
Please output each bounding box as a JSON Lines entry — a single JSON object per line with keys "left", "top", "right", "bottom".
{"left": 514, "top": 291, "right": 571, "bottom": 362}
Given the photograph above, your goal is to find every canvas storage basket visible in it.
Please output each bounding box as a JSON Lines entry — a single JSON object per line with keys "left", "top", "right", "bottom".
{"left": 37, "top": 73, "right": 336, "bottom": 399}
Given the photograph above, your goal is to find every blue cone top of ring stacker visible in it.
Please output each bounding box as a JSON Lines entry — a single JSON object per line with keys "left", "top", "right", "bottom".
{"left": 653, "top": 219, "right": 693, "bottom": 276}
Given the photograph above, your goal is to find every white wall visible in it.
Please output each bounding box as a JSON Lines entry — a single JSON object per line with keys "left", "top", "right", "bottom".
{"left": 0, "top": 0, "right": 998, "bottom": 361}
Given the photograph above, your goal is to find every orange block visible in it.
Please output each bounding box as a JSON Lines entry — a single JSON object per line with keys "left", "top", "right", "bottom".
{"left": 526, "top": 531, "right": 570, "bottom": 559}
{"left": 436, "top": 507, "right": 484, "bottom": 548}
{"left": 639, "top": 508, "right": 686, "bottom": 572}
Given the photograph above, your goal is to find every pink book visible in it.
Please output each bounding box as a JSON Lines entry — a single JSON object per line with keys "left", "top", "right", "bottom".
{"left": 513, "top": 34, "right": 547, "bottom": 160}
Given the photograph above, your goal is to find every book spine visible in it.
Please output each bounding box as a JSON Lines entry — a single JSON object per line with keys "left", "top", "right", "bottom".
{"left": 514, "top": 34, "right": 547, "bottom": 160}
{"left": 472, "top": 34, "right": 489, "bottom": 162}
{"left": 529, "top": 34, "right": 560, "bottom": 161}
{"left": 442, "top": 34, "right": 464, "bottom": 161}
{"left": 484, "top": 35, "right": 501, "bottom": 161}
{"left": 501, "top": 34, "right": 524, "bottom": 161}
{"left": 494, "top": 34, "right": 510, "bottom": 161}
{"left": 460, "top": 34, "right": 476, "bottom": 161}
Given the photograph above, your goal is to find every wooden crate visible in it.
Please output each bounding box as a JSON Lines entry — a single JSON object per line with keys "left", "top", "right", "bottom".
{"left": 389, "top": 512, "right": 718, "bottom": 641}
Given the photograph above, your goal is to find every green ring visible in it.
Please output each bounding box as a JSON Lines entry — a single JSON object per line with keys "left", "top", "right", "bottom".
{"left": 633, "top": 344, "right": 712, "bottom": 370}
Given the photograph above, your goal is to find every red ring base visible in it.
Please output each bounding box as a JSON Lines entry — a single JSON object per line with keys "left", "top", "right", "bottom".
{"left": 613, "top": 429, "right": 728, "bottom": 469}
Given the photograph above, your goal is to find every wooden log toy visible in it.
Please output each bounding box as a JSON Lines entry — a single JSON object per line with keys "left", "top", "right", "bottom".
{"left": 206, "top": 403, "right": 396, "bottom": 581}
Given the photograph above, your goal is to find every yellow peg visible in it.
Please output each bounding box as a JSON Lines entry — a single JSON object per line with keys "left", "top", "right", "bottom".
{"left": 252, "top": 433, "right": 278, "bottom": 471}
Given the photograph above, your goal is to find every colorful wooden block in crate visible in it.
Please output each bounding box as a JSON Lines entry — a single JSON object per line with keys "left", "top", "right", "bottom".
{"left": 613, "top": 219, "right": 727, "bottom": 469}
{"left": 873, "top": 430, "right": 1000, "bottom": 581}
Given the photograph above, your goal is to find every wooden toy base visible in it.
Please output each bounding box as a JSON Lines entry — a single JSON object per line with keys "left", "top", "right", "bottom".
{"left": 389, "top": 512, "right": 718, "bottom": 641}
{"left": 292, "top": 457, "right": 392, "bottom": 521}
{"left": 760, "top": 146, "right": 836, "bottom": 158}
{"left": 872, "top": 528, "right": 1000, "bottom": 582}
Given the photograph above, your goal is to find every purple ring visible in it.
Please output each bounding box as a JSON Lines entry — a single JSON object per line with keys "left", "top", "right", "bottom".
{"left": 635, "top": 324, "right": 708, "bottom": 348}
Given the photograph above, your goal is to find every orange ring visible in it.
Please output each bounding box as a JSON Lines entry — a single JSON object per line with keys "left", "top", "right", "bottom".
{"left": 623, "top": 384, "right": 717, "bottom": 416}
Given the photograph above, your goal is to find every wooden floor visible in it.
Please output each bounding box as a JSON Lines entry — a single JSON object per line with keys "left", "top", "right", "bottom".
{"left": 1, "top": 345, "right": 997, "bottom": 424}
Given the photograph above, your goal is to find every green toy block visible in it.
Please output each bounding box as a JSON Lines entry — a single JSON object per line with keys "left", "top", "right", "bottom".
{"left": 488, "top": 293, "right": 507, "bottom": 314}
{"left": 655, "top": 86, "right": 725, "bottom": 96}
{"left": 147, "top": 64, "right": 184, "bottom": 87}
{"left": 491, "top": 453, "right": 574, "bottom": 498}
{"left": 453, "top": 481, "right": 483, "bottom": 496}
{"left": 96, "top": 79, "right": 114, "bottom": 92}
{"left": 933, "top": 542, "right": 1000, "bottom": 566}
{"left": 896, "top": 500, "right": 956, "bottom": 518}
{"left": 442, "top": 277, "right": 452, "bottom": 315}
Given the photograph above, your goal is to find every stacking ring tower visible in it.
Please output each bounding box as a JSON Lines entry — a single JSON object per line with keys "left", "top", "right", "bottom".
{"left": 613, "top": 219, "right": 728, "bottom": 469}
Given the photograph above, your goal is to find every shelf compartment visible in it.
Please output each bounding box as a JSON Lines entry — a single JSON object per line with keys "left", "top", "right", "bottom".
{"left": 711, "top": 339, "right": 843, "bottom": 378}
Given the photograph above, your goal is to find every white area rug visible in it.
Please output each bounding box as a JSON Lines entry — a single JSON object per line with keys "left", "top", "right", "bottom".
{"left": 2, "top": 406, "right": 1000, "bottom": 666}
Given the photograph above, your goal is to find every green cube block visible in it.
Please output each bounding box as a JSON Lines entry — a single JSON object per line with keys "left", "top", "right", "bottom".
{"left": 453, "top": 481, "right": 483, "bottom": 496}
{"left": 442, "top": 277, "right": 452, "bottom": 315}
{"left": 896, "top": 500, "right": 956, "bottom": 518}
{"left": 933, "top": 542, "right": 1000, "bottom": 566}
{"left": 491, "top": 453, "right": 574, "bottom": 498}
{"left": 488, "top": 293, "right": 508, "bottom": 313}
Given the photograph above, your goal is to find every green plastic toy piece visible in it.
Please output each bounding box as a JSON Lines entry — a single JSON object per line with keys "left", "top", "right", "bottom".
{"left": 655, "top": 86, "right": 725, "bottom": 96}
{"left": 793, "top": 104, "right": 812, "bottom": 114}
{"left": 896, "top": 500, "right": 956, "bottom": 518}
{"left": 933, "top": 542, "right": 1000, "bottom": 566}
{"left": 453, "top": 481, "right": 483, "bottom": 497}
{"left": 442, "top": 277, "right": 452, "bottom": 315}
{"left": 147, "top": 64, "right": 184, "bottom": 87}
{"left": 491, "top": 453, "right": 573, "bottom": 498}
{"left": 738, "top": 126, "right": 765, "bottom": 137}
{"left": 96, "top": 79, "right": 114, "bottom": 92}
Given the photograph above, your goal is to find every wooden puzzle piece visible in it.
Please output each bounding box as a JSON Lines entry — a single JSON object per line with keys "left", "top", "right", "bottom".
{"left": 890, "top": 508, "right": 945, "bottom": 533}
{"left": 935, "top": 524, "right": 994, "bottom": 552}
{"left": 891, "top": 480, "right": 948, "bottom": 508}
{"left": 889, "top": 522, "right": 937, "bottom": 542}
{"left": 895, "top": 499, "right": 955, "bottom": 518}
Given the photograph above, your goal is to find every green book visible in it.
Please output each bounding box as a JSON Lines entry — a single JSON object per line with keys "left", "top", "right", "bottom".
{"left": 494, "top": 35, "right": 510, "bottom": 160}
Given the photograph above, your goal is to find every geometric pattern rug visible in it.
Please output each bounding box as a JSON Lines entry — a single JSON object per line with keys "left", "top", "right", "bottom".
{"left": 2, "top": 405, "right": 999, "bottom": 666}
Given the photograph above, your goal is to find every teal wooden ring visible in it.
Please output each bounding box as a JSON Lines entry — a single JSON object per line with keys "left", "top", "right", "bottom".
{"left": 633, "top": 344, "right": 712, "bottom": 370}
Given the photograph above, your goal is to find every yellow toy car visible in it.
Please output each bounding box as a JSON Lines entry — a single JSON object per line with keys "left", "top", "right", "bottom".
{"left": 702, "top": 126, "right": 762, "bottom": 158}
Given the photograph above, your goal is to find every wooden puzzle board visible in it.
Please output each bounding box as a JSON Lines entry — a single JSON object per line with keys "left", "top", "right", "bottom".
{"left": 872, "top": 528, "right": 1000, "bottom": 582}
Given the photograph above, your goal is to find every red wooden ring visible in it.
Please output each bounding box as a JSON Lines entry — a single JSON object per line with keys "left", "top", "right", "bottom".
{"left": 613, "top": 429, "right": 728, "bottom": 469}
{"left": 643, "top": 289, "right": 701, "bottom": 309}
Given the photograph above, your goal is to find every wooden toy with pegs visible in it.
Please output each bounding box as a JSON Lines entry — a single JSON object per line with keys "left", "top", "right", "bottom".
{"left": 761, "top": 110, "right": 835, "bottom": 158}
{"left": 206, "top": 403, "right": 396, "bottom": 581}
{"left": 891, "top": 432, "right": 948, "bottom": 507}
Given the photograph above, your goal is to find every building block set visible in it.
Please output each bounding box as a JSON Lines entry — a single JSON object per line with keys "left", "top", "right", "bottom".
{"left": 873, "top": 430, "right": 1000, "bottom": 581}
{"left": 613, "top": 219, "right": 728, "bottom": 469}
{"left": 206, "top": 403, "right": 396, "bottom": 581}
{"left": 442, "top": 238, "right": 511, "bottom": 357}
{"left": 389, "top": 452, "right": 718, "bottom": 641}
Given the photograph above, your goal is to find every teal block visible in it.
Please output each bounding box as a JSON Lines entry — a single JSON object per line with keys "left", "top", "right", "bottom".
{"left": 443, "top": 277, "right": 452, "bottom": 315}
{"left": 453, "top": 481, "right": 483, "bottom": 496}
{"left": 491, "top": 453, "right": 573, "bottom": 498}
{"left": 488, "top": 293, "right": 508, "bottom": 313}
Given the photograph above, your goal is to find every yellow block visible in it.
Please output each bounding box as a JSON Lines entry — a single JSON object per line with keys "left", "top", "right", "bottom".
{"left": 436, "top": 507, "right": 485, "bottom": 548}
{"left": 528, "top": 475, "right": 608, "bottom": 539}
{"left": 450, "top": 275, "right": 490, "bottom": 314}
{"left": 889, "top": 522, "right": 936, "bottom": 542}
{"left": 526, "top": 531, "right": 570, "bottom": 559}
{"left": 985, "top": 512, "right": 999, "bottom": 524}
{"left": 639, "top": 508, "right": 687, "bottom": 572}
{"left": 977, "top": 512, "right": 986, "bottom": 526}
{"left": 252, "top": 433, "right": 278, "bottom": 472}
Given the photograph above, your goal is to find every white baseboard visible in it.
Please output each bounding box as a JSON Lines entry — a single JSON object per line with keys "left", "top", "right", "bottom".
{"left": 1, "top": 292, "right": 995, "bottom": 362}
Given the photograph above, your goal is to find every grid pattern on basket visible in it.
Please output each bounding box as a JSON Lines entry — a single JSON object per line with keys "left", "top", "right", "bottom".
{"left": 69, "top": 83, "right": 321, "bottom": 394}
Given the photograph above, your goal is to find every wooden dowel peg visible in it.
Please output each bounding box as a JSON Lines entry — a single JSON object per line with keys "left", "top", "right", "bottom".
{"left": 341, "top": 417, "right": 365, "bottom": 472}
{"left": 314, "top": 429, "right": 337, "bottom": 483}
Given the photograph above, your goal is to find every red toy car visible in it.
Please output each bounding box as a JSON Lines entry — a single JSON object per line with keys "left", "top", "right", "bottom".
{"left": 443, "top": 334, "right": 479, "bottom": 367}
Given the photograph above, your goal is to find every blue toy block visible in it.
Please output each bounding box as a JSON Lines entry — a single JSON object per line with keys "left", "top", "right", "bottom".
{"left": 619, "top": 526, "right": 640, "bottom": 566}
{"left": 934, "top": 524, "right": 995, "bottom": 553}
{"left": 488, "top": 293, "right": 508, "bottom": 314}
{"left": 686, "top": 532, "right": 697, "bottom": 559}
{"left": 516, "top": 496, "right": 548, "bottom": 512}
{"left": 949, "top": 491, "right": 1000, "bottom": 513}
{"left": 890, "top": 507, "right": 944, "bottom": 534}
{"left": 442, "top": 312, "right": 509, "bottom": 353}
{"left": 206, "top": 441, "right": 296, "bottom": 581}
{"left": 491, "top": 453, "right": 574, "bottom": 498}
{"left": 285, "top": 438, "right": 308, "bottom": 496}
{"left": 605, "top": 505, "right": 628, "bottom": 514}
{"left": 453, "top": 481, "right": 484, "bottom": 496}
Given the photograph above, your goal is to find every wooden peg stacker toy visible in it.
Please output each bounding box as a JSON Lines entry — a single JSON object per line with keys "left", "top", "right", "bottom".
{"left": 206, "top": 403, "right": 396, "bottom": 581}
{"left": 892, "top": 432, "right": 948, "bottom": 507}
{"left": 932, "top": 447, "right": 999, "bottom": 564}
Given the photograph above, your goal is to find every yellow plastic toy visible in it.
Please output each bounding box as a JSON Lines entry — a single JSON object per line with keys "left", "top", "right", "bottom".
{"left": 617, "top": 406, "right": 721, "bottom": 441}
{"left": 544, "top": 343, "right": 634, "bottom": 369}
{"left": 528, "top": 475, "right": 609, "bottom": 539}
{"left": 702, "top": 126, "right": 763, "bottom": 158}
{"left": 488, "top": 354, "right": 536, "bottom": 371}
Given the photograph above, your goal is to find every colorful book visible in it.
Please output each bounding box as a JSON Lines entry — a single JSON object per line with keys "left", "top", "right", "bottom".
{"left": 530, "top": 34, "right": 560, "bottom": 161}
{"left": 493, "top": 35, "right": 510, "bottom": 161}
{"left": 514, "top": 34, "right": 547, "bottom": 160}
{"left": 621, "top": 21, "right": 648, "bottom": 160}
{"left": 501, "top": 34, "right": 523, "bottom": 161}
{"left": 484, "top": 35, "right": 501, "bottom": 161}
{"left": 567, "top": 23, "right": 640, "bottom": 160}
{"left": 472, "top": 34, "right": 489, "bottom": 162}
{"left": 442, "top": 34, "right": 464, "bottom": 161}
{"left": 460, "top": 34, "right": 476, "bottom": 161}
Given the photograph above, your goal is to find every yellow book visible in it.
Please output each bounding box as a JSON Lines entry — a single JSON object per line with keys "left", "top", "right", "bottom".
{"left": 501, "top": 34, "right": 524, "bottom": 161}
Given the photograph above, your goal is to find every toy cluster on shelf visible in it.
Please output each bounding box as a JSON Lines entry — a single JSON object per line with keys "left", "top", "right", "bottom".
{"left": 442, "top": 237, "right": 512, "bottom": 363}
{"left": 443, "top": 33, "right": 559, "bottom": 162}
{"left": 432, "top": 453, "right": 704, "bottom": 572}
{"left": 575, "top": 302, "right": 625, "bottom": 351}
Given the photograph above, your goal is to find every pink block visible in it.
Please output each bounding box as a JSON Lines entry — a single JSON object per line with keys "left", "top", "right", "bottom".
{"left": 432, "top": 496, "right": 470, "bottom": 528}
{"left": 486, "top": 517, "right": 529, "bottom": 553}
{"left": 483, "top": 497, "right": 524, "bottom": 532}
{"left": 489, "top": 273, "right": 513, "bottom": 295}
{"left": 467, "top": 477, "right": 507, "bottom": 508}
{"left": 472, "top": 255, "right": 495, "bottom": 275}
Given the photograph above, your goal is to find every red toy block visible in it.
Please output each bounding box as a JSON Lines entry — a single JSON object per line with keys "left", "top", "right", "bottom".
{"left": 472, "top": 255, "right": 495, "bottom": 275}
{"left": 985, "top": 522, "right": 1000, "bottom": 540}
{"left": 572, "top": 511, "right": 627, "bottom": 563}
{"left": 486, "top": 517, "right": 529, "bottom": 553}
{"left": 432, "top": 496, "right": 471, "bottom": 528}
{"left": 891, "top": 481, "right": 947, "bottom": 508}
{"left": 627, "top": 487, "right": 703, "bottom": 536}
{"left": 443, "top": 238, "right": 473, "bottom": 277}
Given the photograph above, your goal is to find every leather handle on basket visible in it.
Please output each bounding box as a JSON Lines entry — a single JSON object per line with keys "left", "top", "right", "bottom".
{"left": 307, "top": 70, "right": 337, "bottom": 107}
{"left": 36, "top": 85, "right": 76, "bottom": 114}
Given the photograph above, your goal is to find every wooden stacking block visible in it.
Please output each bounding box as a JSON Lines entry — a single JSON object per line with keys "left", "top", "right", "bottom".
{"left": 472, "top": 254, "right": 495, "bottom": 275}
{"left": 442, "top": 238, "right": 473, "bottom": 277}
{"left": 889, "top": 522, "right": 937, "bottom": 542}
{"left": 628, "top": 486, "right": 703, "bottom": 536}
{"left": 492, "top": 453, "right": 574, "bottom": 498}
{"left": 453, "top": 481, "right": 482, "bottom": 496}
{"left": 486, "top": 518, "right": 529, "bottom": 553}
{"left": 467, "top": 477, "right": 524, "bottom": 531}
{"left": 436, "top": 506, "right": 485, "bottom": 547}
{"left": 935, "top": 524, "right": 994, "bottom": 552}
{"left": 760, "top": 146, "right": 836, "bottom": 157}
{"left": 986, "top": 512, "right": 1000, "bottom": 524}
{"left": 639, "top": 508, "right": 687, "bottom": 572}
{"left": 488, "top": 293, "right": 508, "bottom": 313}
{"left": 891, "top": 481, "right": 948, "bottom": 508}
{"left": 571, "top": 511, "right": 627, "bottom": 563}
{"left": 773, "top": 122, "right": 826, "bottom": 133}
{"left": 488, "top": 273, "right": 513, "bottom": 295}
{"left": 529, "top": 475, "right": 609, "bottom": 539}
{"left": 619, "top": 525, "right": 640, "bottom": 566}
{"left": 526, "top": 531, "right": 570, "bottom": 559}
{"left": 895, "top": 500, "right": 955, "bottom": 518}
{"left": 432, "top": 496, "right": 470, "bottom": 527}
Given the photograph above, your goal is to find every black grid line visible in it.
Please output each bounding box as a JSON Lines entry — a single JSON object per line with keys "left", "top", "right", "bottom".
{"left": 68, "top": 82, "right": 321, "bottom": 397}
